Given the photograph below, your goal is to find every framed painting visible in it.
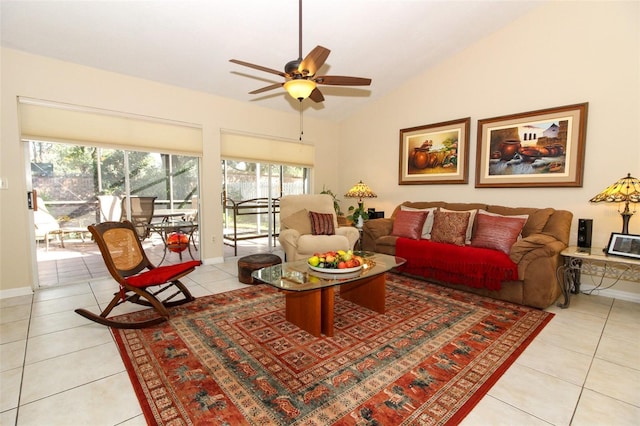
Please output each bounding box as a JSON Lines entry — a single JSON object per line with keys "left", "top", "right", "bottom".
{"left": 606, "top": 233, "right": 640, "bottom": 260}
{"left": 475, "top": 103, "right": 588, "bottom": 188}
{"left": 398, "top": 117, "right": 470, "bottom": 185}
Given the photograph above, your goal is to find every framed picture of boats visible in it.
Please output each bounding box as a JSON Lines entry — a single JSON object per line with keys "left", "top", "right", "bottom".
{"left": 398, "top": 117, "right": 470, "bottom": 185}
{"left": 475, "top": 103, "right": 588, "bottom": 188}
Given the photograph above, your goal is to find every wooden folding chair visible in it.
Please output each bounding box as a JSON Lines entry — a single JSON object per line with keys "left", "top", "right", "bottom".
{"left": 75, "top": 220, "right": 199, "bottom": 329}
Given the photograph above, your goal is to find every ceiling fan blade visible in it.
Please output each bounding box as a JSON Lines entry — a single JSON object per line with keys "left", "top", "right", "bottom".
{"left": 299, "top": 46, "right": 330, "bottom": 76}
{"left": 229, "top": 59, "right": 286, "bottom": 78}
{"left": 309, "top": 87, "right": 325, "bottom": 103}
{"left": 249, "top": 83, "right": 283, "bottom": 95}
{"left": 315, "top": 75, "right": 372, "bottom": 86}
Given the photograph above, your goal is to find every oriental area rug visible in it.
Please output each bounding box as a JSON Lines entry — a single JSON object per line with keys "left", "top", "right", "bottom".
{"left": 111, "top": 273, "right": 553, "bottom": 425}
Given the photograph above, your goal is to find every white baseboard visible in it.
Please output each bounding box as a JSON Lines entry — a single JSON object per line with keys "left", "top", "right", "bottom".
{"left": 579, "top": 284, "right": 640, "bottom": 304}
{"left": 0, "top": 286, "right": 34, "bottom": 300}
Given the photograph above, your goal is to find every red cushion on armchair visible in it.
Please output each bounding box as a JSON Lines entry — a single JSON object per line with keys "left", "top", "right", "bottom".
{"left": 125, "top": 260, "right": 201, "bottom": 288}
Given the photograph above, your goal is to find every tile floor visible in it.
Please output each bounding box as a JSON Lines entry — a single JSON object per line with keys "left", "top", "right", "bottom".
{"left": 1, "top": 252, "right": 639, "bottom": 424}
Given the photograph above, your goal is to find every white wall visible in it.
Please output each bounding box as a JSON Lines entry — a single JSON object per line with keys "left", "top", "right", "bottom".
{"left": 339, "top": 1, "right": 639, "bottom": 296}
{"left": 0, "top": 48, "right": 340, "bottom": 295}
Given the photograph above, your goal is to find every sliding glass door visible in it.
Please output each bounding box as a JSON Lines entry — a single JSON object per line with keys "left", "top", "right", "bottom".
{"left": 30, "top": 140, "right": 200, "bottom": 286}
{"left": 221, "top": 160, "right": 309, "bottom": 256}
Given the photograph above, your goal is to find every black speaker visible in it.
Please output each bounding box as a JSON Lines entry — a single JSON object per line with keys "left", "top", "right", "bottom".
{"left": 367, "top": 208, "right": 384, "bottom": 219}
{"left": 577, "top": 219, "right": 593, "bottom": 248}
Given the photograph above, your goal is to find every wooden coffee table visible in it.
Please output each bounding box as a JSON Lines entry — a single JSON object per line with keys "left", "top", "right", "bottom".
{"left": 252, "top": 252, "right": 405, "bottom": 337}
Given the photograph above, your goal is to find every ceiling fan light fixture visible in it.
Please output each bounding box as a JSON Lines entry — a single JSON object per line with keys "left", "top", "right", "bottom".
{"left": 284, "top": 79, "right": 316, "bottom": 100}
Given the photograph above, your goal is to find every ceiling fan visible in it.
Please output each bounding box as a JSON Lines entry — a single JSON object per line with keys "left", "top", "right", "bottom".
{"left": 229, "top": 0, "right": 371, "bottom": 103}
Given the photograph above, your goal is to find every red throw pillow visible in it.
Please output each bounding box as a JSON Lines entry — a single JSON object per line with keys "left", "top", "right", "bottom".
{"left": 471, "top": 212, "right": 527, "bottom": 254}
{"left": 309, "top": 211, "right": 335, "bottom": 235}
{"left": 430, "top": 210, "right": 470, "bottom": 246}
{"left": 391, "top": 210, "right": 428, "bottom": 240}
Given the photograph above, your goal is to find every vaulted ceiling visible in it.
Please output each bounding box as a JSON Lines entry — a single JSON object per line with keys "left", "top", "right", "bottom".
{"left": 1, "top": 0, "right": 543, "bottom": 121}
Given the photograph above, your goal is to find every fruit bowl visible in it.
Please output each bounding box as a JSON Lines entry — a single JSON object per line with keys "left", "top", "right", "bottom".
{"left": 307, "top": 250, "right": 364, "bottom": 273}
{"left": 309, "top": 263, "right": 362, "bottom": 274}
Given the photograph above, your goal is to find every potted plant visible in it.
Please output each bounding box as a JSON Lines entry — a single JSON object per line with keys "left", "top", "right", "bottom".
{"left": 321, "top": 186, "right": 350, "bottom": 225}
{"left": 347, "top": 203, "right": 368, "bottom": 228}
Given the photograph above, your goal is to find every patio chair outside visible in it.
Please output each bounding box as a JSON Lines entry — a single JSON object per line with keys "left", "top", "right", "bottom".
{"left": 121, "top": 196, "right": 156, "bottom": 239}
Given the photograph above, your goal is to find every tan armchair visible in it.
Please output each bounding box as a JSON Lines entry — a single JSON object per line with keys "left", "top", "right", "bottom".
{"left": 279, "top": 194, "right": 360, "bottom": 261}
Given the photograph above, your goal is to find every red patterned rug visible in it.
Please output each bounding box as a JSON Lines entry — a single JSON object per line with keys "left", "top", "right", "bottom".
{"left": 112, "top": 273, "right": 553, "bottom": 425}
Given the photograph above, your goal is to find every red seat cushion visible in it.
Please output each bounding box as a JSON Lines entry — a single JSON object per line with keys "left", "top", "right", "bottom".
{"left": 125, "top": 260, "right": 201, "bottom": 288}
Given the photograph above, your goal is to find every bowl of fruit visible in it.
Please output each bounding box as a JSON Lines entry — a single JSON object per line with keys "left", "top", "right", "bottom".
{"left": 307, "top": 250, "right": 365, "bottom": 273}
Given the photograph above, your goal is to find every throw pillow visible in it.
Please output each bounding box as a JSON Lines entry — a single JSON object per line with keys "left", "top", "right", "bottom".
{"left": 400, "top": 205, "right": 437, "bottom": 238}
{"left": 476, "top": 209, "right": 529, "bottom": 239}
{"left": 440, "top": 207, "right": 477, "bottom": 244}
{"left": 471, "top": 212, "right": 527, "bottom": 254}
{"left": 430, "top": 210, "right": 470, "bottom": 246}
{"left": 281, "top": 209, "right": 312, "bottom": 235}
{"left": 309, "top": 211, "right": 335, "bottom": 235}
{"left": 391, "top": 210, "right": 429, "bottom": 240}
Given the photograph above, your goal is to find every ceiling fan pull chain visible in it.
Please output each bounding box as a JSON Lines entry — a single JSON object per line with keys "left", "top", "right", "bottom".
{"left": 299, "top": 100, "right": 304, "bottom": 141}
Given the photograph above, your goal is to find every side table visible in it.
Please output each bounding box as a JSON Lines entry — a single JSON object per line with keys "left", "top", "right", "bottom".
{"left": 558, "top": 246, "right": 640, "bottom": 308}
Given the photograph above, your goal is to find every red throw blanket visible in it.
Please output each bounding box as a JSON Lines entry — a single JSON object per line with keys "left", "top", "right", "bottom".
{"left": 395, "top": 238, "right": 518, "bottom": 291}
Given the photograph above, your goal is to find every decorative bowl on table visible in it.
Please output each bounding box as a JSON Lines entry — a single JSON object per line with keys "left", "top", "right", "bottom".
{"left": 307, "top": 250, "right": 364, "bottom": 274}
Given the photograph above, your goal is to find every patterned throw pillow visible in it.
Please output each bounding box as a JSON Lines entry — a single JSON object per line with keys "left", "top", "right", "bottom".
{"left": 440, "top": 207, "right": 477, "bottom": 244}
{"left": 309, "top": 211, "right": 335, "bottom": 235}
{"left": 430, "top": 210, "right": 470, "bottom": 246}
{"left": 391, "top": 210, "right": 429, "bottom": 240}
{"left": 471, "top": 212, "right": 527, "bottom": 254}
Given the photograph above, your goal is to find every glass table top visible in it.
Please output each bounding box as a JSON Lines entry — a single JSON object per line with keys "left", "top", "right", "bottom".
{"left": 252, "top": 251, "right": 406, "bottom": 292}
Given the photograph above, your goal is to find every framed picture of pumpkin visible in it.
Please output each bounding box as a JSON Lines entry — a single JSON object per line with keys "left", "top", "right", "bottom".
{"left": 398, "top": 117, "right": 470, "bottom": 185}
{"left": 475, "top": 103, "right": 588, "bottom": 188}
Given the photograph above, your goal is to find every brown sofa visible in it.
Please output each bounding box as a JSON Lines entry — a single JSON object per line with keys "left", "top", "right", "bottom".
{"left": 362, "top": 201, "right": 573, "bottom": 309}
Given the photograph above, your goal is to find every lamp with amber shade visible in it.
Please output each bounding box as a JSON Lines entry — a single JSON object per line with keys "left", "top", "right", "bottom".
{"left": 344, "top": 180, "right": 377, "bottom": 228}
{"left": 589, "top": 173, "right": 640, "bottom": 234}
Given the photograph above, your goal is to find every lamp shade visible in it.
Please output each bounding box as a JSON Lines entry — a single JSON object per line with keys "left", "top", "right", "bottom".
{"left": 589, "top": 173, "right": 640, "bottom": 203}
{"left": 284, "top": 79, "right": 316, "bottom": 100}
{"left": 344, "top": 180, "right": 377, "bottom": 201}
{"left": 590, "top": 172, "right": 640, "bottom": 234}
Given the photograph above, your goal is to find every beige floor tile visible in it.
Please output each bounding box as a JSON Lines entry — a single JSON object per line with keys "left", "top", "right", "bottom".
{"left": 30, "top": 293, "right": 97, "bottom": 318}
{"left": 0, "top": 318, "right": 29, "bottom": 344}
{"left": 0, "top": 304, "right": 32, "bottom": 324}
{"left": 572, "top": 388, "right": 640, "bottom": 426}
{"left": 0, "top": 367, "right": 22, "bottom": 412}
{"left": 584, "top": 358, "right": 640, "bottom": 407}
{"left": 595, "top": 333, "right": 640, "bottom": 370}
{"left": 609, "top": 298, "right": 640, "bottom": 324}
{"left": 200, "top": 276, "right": 251, "bottom": 294}
{"left": 0, "top": 294, "right": 33, "bottom": 309}
{"left": 185, "top": 284, "right": 214, "bottom": 298}
{"left": 27, "top": 309, "right": 96, "bottom": 337}
{"left": 33, "top": 282, "right": 91, "bottom": 302}
{"left": 603, "top": 317, "right": 640, "bottom": 342}
{"left": 0, "top": 408, "right": 17, "bottom": 426}
{"left": 1, "top": 339, "right": 27, "bottom": 372}
{"left": 537, "top": 308, "right": 607, "bottom": 353}
{"left": 17, "top": 372, "right": 142, "bottom": 426}
{"left": 118, "top": 414, "right": 149, "bottom": 425}
{"left": 516, "top": 338, "right": 593, "bottom": 386}
{"left": 20, "top": 342, "right": 123, "bottom": 404}
{"left": 460, "top": 395, "right": 549, "bottom": 425}
{"left": 488, "top": 363, "right": 581, "bottom": 425}
{"left": 570, "top": 293, "right": 615, "bottom": 318}
{"left": 24, "top": 323, "right": 113, "bottom": 364}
